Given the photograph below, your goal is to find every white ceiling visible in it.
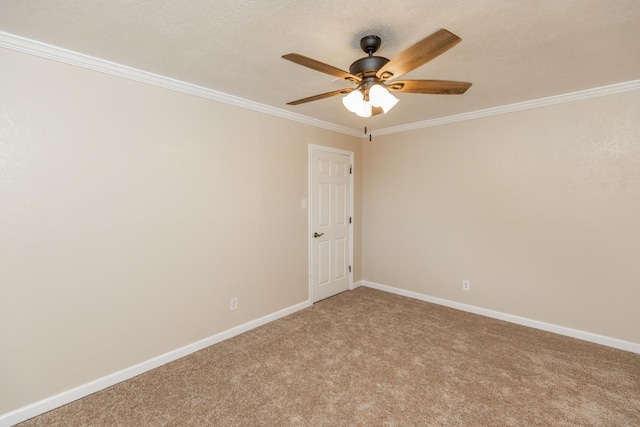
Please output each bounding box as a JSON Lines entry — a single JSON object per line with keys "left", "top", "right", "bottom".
{"left": 1, "top": 0, "right": 639, "bottom": 132}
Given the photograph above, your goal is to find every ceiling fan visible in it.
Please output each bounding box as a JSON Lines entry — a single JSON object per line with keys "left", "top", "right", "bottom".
{"left": 282, "top": 29, "right": 472, "bottom": 118}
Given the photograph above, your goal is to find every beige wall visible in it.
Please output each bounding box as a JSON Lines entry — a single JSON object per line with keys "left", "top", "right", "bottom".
{"left": 363, "top": 90, "right": 640, "bottom": 345}
{"left": 0, "top": 48, "right": 362, "bottom": 413}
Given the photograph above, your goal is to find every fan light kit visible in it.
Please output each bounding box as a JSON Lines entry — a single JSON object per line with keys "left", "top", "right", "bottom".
{"left": 342, "top": 83, "right": 399, "bottom": 117}
{"left": 283, "top": 30, "right": 472, "bottom": 118}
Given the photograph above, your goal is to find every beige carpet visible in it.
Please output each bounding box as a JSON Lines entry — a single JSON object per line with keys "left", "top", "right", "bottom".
{"left": 18, "top": 287, "right": 640, "bottom": 426}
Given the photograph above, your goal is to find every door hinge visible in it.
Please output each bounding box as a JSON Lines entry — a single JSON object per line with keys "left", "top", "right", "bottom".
{"left": 349, "top": 265, "right": 352, "bottom": 273}
{"left": 350, "top": 165, "right": 352, "bottom": 174}
{"left": 349, "top": 217, "right": 352, "bottom": 224}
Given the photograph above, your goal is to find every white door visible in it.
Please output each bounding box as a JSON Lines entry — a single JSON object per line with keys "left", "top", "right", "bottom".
{"left": 310, "top": 146, "right": 353, "bottom": 302}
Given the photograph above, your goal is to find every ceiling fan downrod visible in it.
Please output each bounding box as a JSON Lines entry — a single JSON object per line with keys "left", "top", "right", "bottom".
{"left": 360, "top": 35, "right": 381, "bottom": 56}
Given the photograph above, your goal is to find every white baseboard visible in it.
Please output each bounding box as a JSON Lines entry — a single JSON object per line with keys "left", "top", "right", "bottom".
{"left": 361, "top": 280, "right": 640, "bottom": 355}
{"left": 5, "top": 283, "right": 637, "bottom": 426}
{"left": 0, "top": 299, "right": 311, "bottom": 427}
{"left": 351, "top": 280, "right": 364, "bottom": 289}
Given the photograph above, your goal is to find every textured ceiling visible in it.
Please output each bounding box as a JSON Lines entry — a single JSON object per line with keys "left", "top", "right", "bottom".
{"left": 1, "top": 0, "right": 639, "bottom": 132}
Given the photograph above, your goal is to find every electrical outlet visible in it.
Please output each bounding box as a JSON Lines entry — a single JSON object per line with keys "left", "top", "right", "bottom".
{"left": 462, "top": 280, "right": 470, "bottom": 291}
{"left": 230, "top": 297, "right": 238, "bottom": 311}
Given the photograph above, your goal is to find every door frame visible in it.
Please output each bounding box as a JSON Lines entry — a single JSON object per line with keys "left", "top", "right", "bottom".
{"left": 308, "top": 144, "right": 355, "bottom": 303}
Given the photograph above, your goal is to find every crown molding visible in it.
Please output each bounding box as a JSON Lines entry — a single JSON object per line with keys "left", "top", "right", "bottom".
{"left": 0, "top": 31, "right": 362, "bottom": 138}
{"left": 373, "top": 79, "right": 640, "bottom": 136}
{"left": 2, "top": 31, "right": 638, "bottom": 139}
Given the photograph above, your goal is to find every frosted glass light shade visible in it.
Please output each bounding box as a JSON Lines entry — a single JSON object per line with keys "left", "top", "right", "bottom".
{"left": 369, "top": 84, "right": 399, "bottom": 113}
{"left": 342, "top": 90, "right": 364, "bottom": 113}
{"left": 342, "top": 88, "right": 378, "bottom": 117}
{"left": 368, "top": 84, "right": 387, "bottom": 107}
{"left": 355, "top": 101, "right": 372, "bottom": 118}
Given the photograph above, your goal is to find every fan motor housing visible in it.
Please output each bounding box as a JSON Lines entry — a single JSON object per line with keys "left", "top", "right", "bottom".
{"left": 349, "top": 56, "right": 389, "bottom": 78}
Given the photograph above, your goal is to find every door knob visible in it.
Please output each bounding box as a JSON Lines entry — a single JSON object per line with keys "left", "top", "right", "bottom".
{"left": 313, "top": 232, "right": 324, "bottom": 238}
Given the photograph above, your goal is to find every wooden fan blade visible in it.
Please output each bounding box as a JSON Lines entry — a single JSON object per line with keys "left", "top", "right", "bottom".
{"left": 376, "top": 29, "right": 462, "bottom": 80}
{"left": 371, "top": 107, "right": 384, "bottom": 116}
{"left": 386, "top": 80, "right": 472, "bottom": 94}
{"left": 287, "top": 88, "right": 354, "bottom": 105}
{"left": 283, "top": 53, "right": 361, "bottom": 83}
